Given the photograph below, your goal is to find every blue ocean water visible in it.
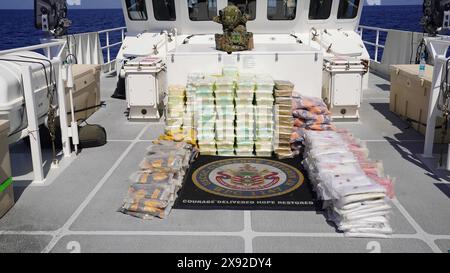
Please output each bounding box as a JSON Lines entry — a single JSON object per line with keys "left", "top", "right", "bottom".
{"left": 0, "top": 5, "right": 423, "bottom": 59}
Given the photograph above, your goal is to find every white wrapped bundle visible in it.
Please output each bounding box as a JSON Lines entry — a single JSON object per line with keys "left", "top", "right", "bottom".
{"left": 195, "top": 77, "right": 215, "bottom": 97}
{"left": 301, "top": 130, "right": 393, "bottom": 238}
{"left": 217, "top": 140, "right": 235, "bottom": 156}
{"left": 222, "top": 66, "right": 239, "bottom": 77}
{"left": 255, "top": 76, "right": 274, "bottom": 92}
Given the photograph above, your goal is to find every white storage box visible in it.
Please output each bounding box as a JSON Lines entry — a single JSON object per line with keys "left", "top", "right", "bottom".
{"left": 124, "top": 56, "right": 166, "bottom": 120}
{"left": 322, "top": 57, "right": 368, "bottom": 120}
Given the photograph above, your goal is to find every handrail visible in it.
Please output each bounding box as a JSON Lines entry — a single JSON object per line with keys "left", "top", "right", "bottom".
{"left": 357, "top": 25, "right": 389, "bottom": 63}
{"left": 0, "top": 41, "right": 66, "bottom": 57}
{"left": 98, "top": 26, "right": 127, "bottom": 73}
{"left": 0, "top": 26, "right": 127, "bottom": 74}
{"left": 358, "top": 25, "right": 390, "bottom": 33}
{"left": 98, "top": 26, "right": 127, "bottom": 34}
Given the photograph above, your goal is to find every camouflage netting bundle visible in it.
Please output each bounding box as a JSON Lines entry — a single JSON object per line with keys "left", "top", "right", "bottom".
{"left": 214, "top": 4, "right": 254, "bottom": 53}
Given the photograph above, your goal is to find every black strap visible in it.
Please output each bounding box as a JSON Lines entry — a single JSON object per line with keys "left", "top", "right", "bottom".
{"left": 67, "top": 101, "right": 106, "bottom": 115}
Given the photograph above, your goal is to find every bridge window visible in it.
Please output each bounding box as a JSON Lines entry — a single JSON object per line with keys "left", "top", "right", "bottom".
{"left": 267, "top": 0, "right": 297, "bottom": 20}
{"left": 309, "top": 0, "right": 333, "bottom": 20}
{"left": 228, "top": 0, "right": 257, "bottom": 21}
{"left": 152, "top": 0, "right": 176, "bottom": 21}
{"left": 188, "top": 0, "right": 218, "bottom": 21}
{"left": 338, "top": 0, "right": 360, "bottom": 19}
{"left": 126, "top": 0, "right": 148, "bottom": 21}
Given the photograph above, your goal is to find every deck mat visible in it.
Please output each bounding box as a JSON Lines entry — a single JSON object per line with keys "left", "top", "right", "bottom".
{"left": 174, "top": 156, "right": 320, "bottom": 211}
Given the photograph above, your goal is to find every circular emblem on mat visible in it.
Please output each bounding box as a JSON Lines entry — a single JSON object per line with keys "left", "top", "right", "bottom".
{"left": 192, "top": 158, "right": 304, "bottom": 199}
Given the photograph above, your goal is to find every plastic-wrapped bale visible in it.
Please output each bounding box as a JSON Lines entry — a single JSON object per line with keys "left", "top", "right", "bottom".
{"left": 236, "top": 106, "right": 255, "bottom": 156}
{"left": 302, "top": 130, "right": 394, "bottom": 238}
{"left": 193, "top": 76, "right": 216, "bottom": 145}
{"left": 120, "top": 183, "right": 175, "bottom": 220}
{"left": 273, "top": 80, "right": 295, "bottom": 159}
{"left": 254, "top": 76, "right": 275, "bottom": 157}
{"left": 196, "top": 99, "right": 217, "bottom": 155}
{"left": 222, "top": 66, "right": 239, "bottom": 78}
{"left": 195, "top": 76, "right": 215, "bottom": 98}
{"left": 185, "top": 73, "right": 205, "bottom": 126}
{"left": 216, "top": 119, "right": 235, "bottom": 155}
{"left": 290, "top": 96, "right": 335, "bottom": 153}
{"left": 166, "top": 85, "right": 186, "bottom": 134}
{"left": 255, "top": 75, "right": 274, "bottom": 95}
{"left": 255, "top": 76, "right": 274, "bottom": 110}
{"left": 235, "top": 76, "right": 255, "bottom": 156}
{"left": 336, "top": 129, "right": 395, "bottom": 199}
{"left": 214, "top": 76, "right": 236, "bottom": 156}
{"left": 236, "top": 75, "right": 255, "bottom": 105}
{"left": 274, "top": 80, "right": 295, "bottom": 97}
{"left": 255, "top": 105, "right": 274, "bottom": 157}
{"left": 121, "top": 140, "right": 197, "bottom": 220}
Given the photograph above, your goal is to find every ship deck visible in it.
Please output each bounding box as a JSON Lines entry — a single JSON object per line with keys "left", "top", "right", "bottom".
{"left": 1, "top": 72, "right": 449, "bottom": 253}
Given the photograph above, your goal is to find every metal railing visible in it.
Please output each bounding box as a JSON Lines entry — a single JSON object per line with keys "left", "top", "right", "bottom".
{"left": 357, "top": 25, "right": 389, "bottom": 63}
{"left": 98, "top": 26, "right": 127, "bottom": 73}
{"left": 0, "top": 40, "right": 76, "bottom": 183}
{"left": 0, "top": 40, "right": 66, "bottom": 58}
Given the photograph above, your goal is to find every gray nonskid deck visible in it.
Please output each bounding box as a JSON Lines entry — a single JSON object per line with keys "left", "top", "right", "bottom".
{"left": 0, "top": 73, "right": 449, "bottom": 253}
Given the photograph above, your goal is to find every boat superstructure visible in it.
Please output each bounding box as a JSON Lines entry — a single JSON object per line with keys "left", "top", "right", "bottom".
{"left": 0, "top": 0, "right": 449, "bottom": 253}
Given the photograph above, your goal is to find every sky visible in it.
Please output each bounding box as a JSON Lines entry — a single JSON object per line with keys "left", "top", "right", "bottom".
{"left": 0, "top": 0, "right": 423, "bottom": 10}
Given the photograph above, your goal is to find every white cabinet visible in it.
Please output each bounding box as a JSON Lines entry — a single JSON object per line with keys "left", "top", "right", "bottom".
{"left": 124, "top": 57, "right": 166, "bottom": 120}
{"left": 323, "top": 57, "right": 368, "bottom": 120}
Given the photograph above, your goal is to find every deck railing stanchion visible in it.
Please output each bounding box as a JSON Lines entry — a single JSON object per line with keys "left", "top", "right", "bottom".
{"left": 21, "top": 65, "right": 45, "bottom": 183}
{"left": 106, "top": 31, "right": 111, "bottom": 64}
{"left": 98, "top": 27, "right": 127, "bottom": 73}
{"left": 56, "top": 57, "right": 72, "bottom": 158}
{"left": 358, "top": 25, "right": 388, "bottom": 63}
{"left": 375, "top": 29, "right": 380, "bottom": 62}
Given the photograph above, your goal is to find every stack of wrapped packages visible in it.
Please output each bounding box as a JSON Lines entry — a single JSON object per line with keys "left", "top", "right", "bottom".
{"left": 195, "top": 77, "right": 217, "bottom": 155}
{"left": 290, "top": 96, "right": 336, "bottom": 153}
{"left": 302, "top": 130, "right": 395, "bottom": 238}
{"left": 120, "top": 140, "right": 198, "bottom": 219}
{"left": 274, "top": 80, "right": 296, "bottom": 159}
{"left": 215, "top": 77, "right": 236, "bottom": 156}
{"left": 184, "top": 73, "right": 205, "bottom": 143}
{"left": 235, "top": 76, "right": 256, "bottom": 156}
{"left": 166, "top": 85, "right": 186, "bottom": 135}
{"left": 255, "top": 75, "right": 275, "bottom": 157}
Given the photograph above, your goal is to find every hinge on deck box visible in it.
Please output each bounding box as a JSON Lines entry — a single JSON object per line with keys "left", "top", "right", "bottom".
{"left": 218, "top": 54, "right": 222, "bottom": 62}
{"left": 275, "top": 53, "right": 279, "bottom": 62}
{"left": 171, "top": 54, "right": 175, "bottom": 63}
{"left": 237, "top": 53, "right": 241, "bottom": 62}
